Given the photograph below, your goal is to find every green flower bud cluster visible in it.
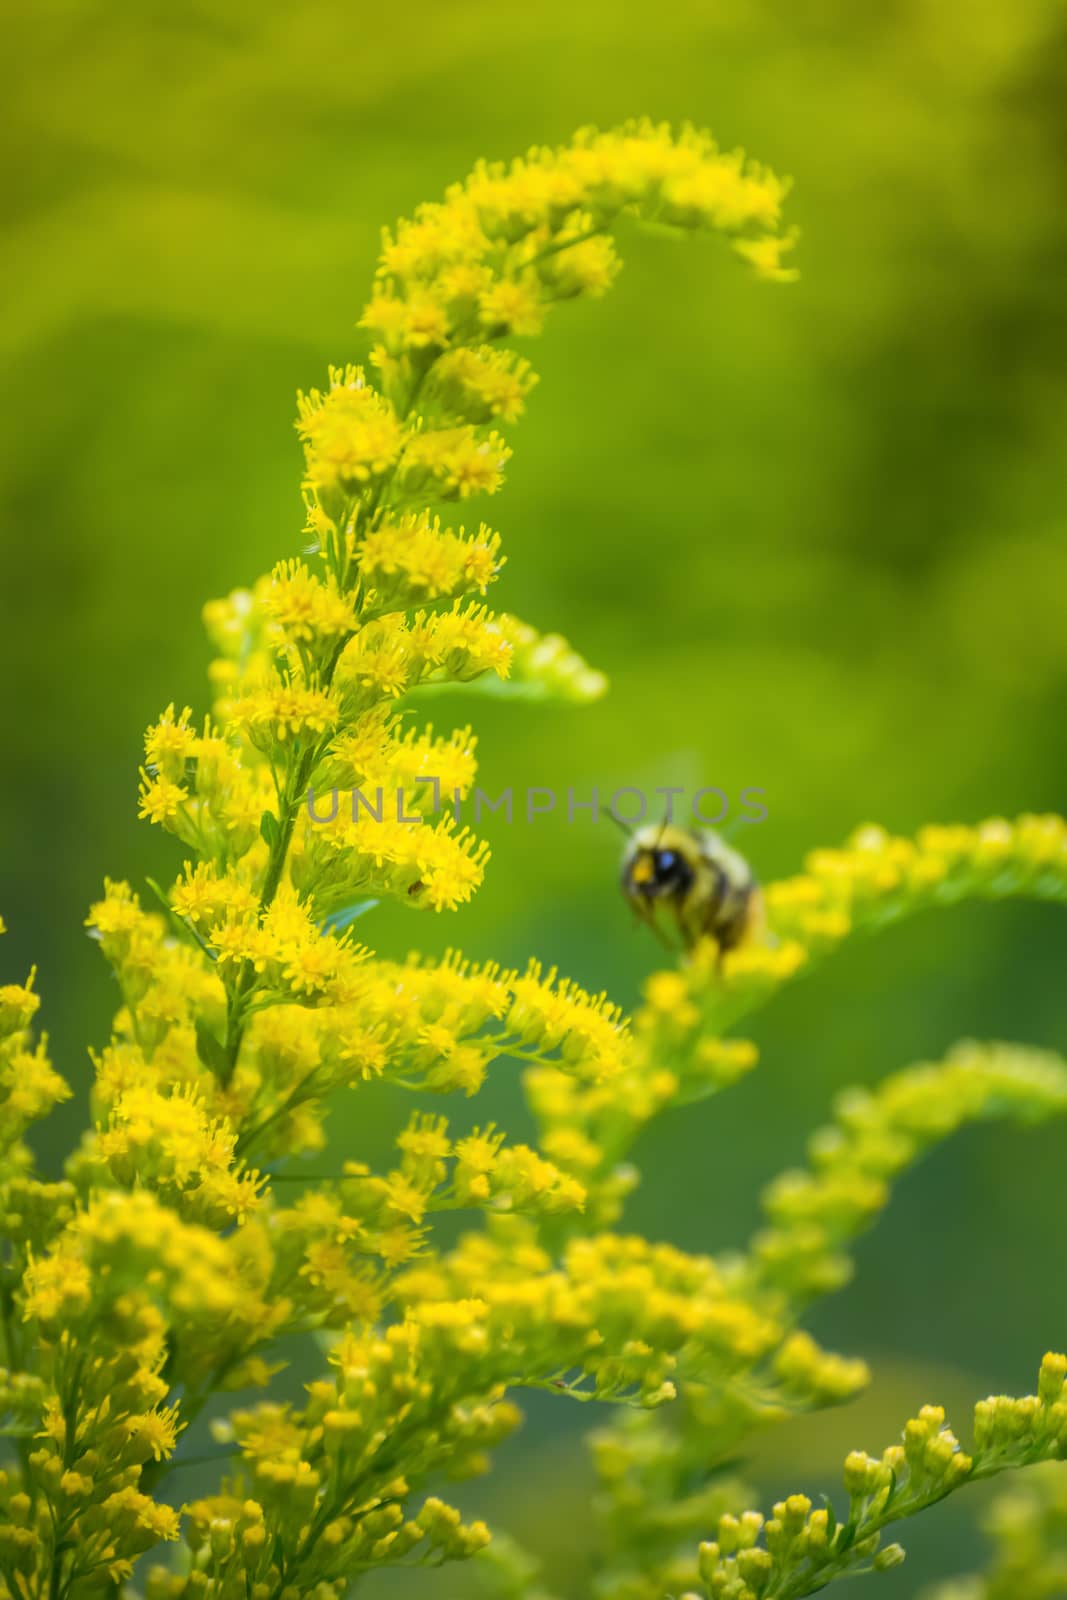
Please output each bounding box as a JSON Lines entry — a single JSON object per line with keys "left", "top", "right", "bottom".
{"left": 692, "top": 1355, "right": 1067, "bottom": 1599}
{"left": 581, "top": 1042, "right": 1067, "bottom": 1600}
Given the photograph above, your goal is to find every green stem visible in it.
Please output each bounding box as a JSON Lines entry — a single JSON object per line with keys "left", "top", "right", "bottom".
{"left": 219, "top": 343, "right": 450, "bottom": 1090}
{"left": 234, "top": 1076, "right": 319, "bottom": 1159}
{"left": 0, "top": 1280, "right": 22, "bottom": 1370}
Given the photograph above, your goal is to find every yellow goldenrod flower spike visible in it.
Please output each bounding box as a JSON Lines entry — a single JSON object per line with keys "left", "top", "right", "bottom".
{"left": 747, "top": 1039, "right": 1067, "bottom": 1309}
{"left": 0, "top": 943, "right": 70, "bottom": 1161}
{"left": 6, "top": 117, "right": 1066, "bottom": 1600}
{"left": 147, "top": 120, "right": 793, "bottom": 1129}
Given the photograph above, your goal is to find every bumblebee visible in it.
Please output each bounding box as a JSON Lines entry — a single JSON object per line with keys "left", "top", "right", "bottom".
{"left": 620, "top": 822, "right": 762, "bottom": 953}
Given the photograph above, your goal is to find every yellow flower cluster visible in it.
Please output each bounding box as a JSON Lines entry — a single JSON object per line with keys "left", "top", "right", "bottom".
{"left": 333, "top": 601, "right": 513, "bottom": 705}
{"left": 231, "top": 951, "right": 631, "bottom": 1165}
{"left": 57, "top": 827, "right": 1067, "bottom": 1600}
{"left": 229, "top": 1119, "right": 588, "bottom": 1334}
{"left": 259, "top": 558, "right": 356, "bottom": 653}
{"left": 0, "top": 1295, "right": 187, "bottom": 1588}
{"left": 0, "top": 957, "right": 68, "bottom": 1156}
{"left": 295, "top": 363, "right": 405, "bottom": 496}
{"left": 204, "top": 576, "right": 605, "bottom": 727}
{"left": 394, "top": 423, "right": 512, "bottom": 502}
{"left": 670, "top": 813, "right": 1067, "bottom": 1030}
{"left": 137, "top": 703, "right": 274, "bottom": 860}
{"left": 425, "top": 344, "right": 538, "bottom": 424}
{"left": 4, "top": 1181, "right": 301, "bottom": 1592}
{"left": 171, "top": 872, "right": 368, "bottom": 996}
{"left": 150, "top": 1484, "right": 491, "bottom": 1600}
{"left": 87, "top": 1218, "right": 830, "bottom": 1598}
{"left": 164, "top": 129, "right": 787, "bottom": 1133}
{"left": 63, "top": 801, "right": 1067, "bottom": 1599}
{"left": 87, "top": 874, "right": 369, "bottom": 1041}
{"left": 392, "top": 1223, "right": 770, "bottom": 1407}
{"left": 770, "top": 813, "right": 1067, "bottom": 940}
{"left": 95, "top": 1084, "right": 263, "bottom": 1226}
{"left": 228, "top": 682, "right": 341, "bottom": 748}
{"left": 358, "top": 513, "right": 503, "bottom": 607}
{"left": 747, "top": 1039, "right": 1067, "bottom": 1306}
{"left": 362, "top": 120, "right": 793, "bottom": 390}
{"left": 208, "top": 1406, "right": 497, "bottom": 1594}
{"left": 22, "top": 1190, "right": 259, "bottom": 1337}
{"left": 79, "top": 887, "right": 636, "bottom": 1186}
{"left": 298, "top": 812, "right": 490, "bottom": 914}
{"left": 313, "top": 1112, "right": 585, "bottom": 1237}
{"left": 147, "top": 128, "right": 785, "bottom": 1089}
{"left": 324, "top": 709, "right": 479, "bottom": 795}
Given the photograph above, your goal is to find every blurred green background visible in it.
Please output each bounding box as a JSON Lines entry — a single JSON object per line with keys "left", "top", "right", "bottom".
{"left": 3, "top": 0, "right": 1067, "bottom": 1588}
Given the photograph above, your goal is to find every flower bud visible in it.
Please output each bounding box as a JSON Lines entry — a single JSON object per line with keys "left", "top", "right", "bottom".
{"left": 844, "top": 1450, "right": 876, "bottom": 1496}
{"left": 782, "top": 1494, "right": 811, "bottom": 1534}
{"left": 737, "top": 1547, "right": 773, "bottom": 1591}
{"left": 697, "top": 1541, "right": 721, "bottom": 1582}
{"left": 1039, "top": 1352, "right": 1067, "bottom": 1403}
{"left": 873, "top": 1542, "right": 906, "bottom": 1570}
{"left": 209, "top": 1519, "right": 233, "bottom": 1560}
{"left": 243, "top": 1525, "right": 267, "bottom": 1555}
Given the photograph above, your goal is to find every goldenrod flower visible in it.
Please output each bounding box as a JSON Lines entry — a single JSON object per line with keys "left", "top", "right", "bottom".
{"left": 296, "top": 364, "right": 404, "bottom": 493}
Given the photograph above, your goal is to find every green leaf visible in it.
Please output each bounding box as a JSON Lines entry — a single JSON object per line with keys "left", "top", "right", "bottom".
{"left": 410, "top": 677, "right": 553, "bottom": 702}
{"left": 144, "top": 876, "right": 172, "bottom": 915}
{"left": 260, "top": 810, "right": 281, "bottom": 850}
{"left": 322, "top": 899, "right": 380, "bottom": 934}
{"left": 835, "top": 1519, "right": 858, "bottom": 1556}
{"left": 195, "top": 1020, "right": 230, "bottom": 1076}
{"left": 409, "top": 621, "right": 608, "bottom": 706}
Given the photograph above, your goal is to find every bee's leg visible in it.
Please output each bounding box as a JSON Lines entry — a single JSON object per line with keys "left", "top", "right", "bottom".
{"left": 674, "top": 898, "right": 713, "bottom": 958}
{"left": 703, "top": 904, "right": 735, "bottom": 972}
{"left": 635, "top": 900, "right": 682, "bottom": 955}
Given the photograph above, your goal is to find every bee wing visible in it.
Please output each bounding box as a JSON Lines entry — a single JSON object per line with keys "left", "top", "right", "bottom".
{"left": 697, "top": 828, "right": 756, "bottom": 890}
